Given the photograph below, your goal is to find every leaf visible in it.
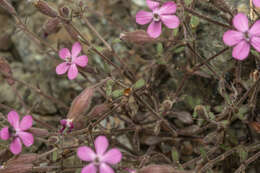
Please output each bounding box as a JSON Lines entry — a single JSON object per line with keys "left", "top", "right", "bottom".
{"left": 190, "top": 16, "right": 200, "bottom": 28}
{"left": 199, "top": 147, "right": 207, "bottom": 159}
{"left": 238, "top": 147, "right": 248, "bottom": 162}
{"left": 133, "top": 78, "right": 145, "bottom": 90}
{"left": 171, "top": 147, "right": 179, "bottom": 162}
{"left": 156, "top": 43, "right": 163, "bottom": 54}
{"left": 112, "top": 89, "right": 124, "bottom": 98}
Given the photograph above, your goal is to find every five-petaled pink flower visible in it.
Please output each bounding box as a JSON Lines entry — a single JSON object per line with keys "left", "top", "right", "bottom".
{"left": 253, "top": 0, "right": 260, "bottom": 7}
{"left": 56, "top": 42, "right": 88, "bottom": 80}
{"left": 223, "top": 13, "right": 260, "bottom": 60}
{"left": 77, "top": 136, "right": 122, "bottom": 173}
{"left": 59, "top": 119, "right": 74, "bottom": 133}
{"left": 0, "top": 111, "right": 34, "bottom": 155}
{"left": 136, "top": 0, "right": 180, "bottom": 38}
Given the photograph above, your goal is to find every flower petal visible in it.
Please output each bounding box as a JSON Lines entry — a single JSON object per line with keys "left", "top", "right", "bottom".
{"left": 253, "top": 0, "right": 260, "bottom": 7}
{"left": 249, "top": 20, "right": 260, "bottom": 37}
{"left": 233, "top": 13, "right": 248, "bottom": 32}
{"left": 0, "top": 127, "right": 10, "bottom": 140}
{"left": 18, "top": 132, "right": 34, "bottom": 147}
{"left": 101, "top": 148, "right": 122, "bottom": 164}
{"left": 7, "top": 111, "right": 20, "bottom": 129}
{"left": 60, "top": 119, "right": 67, "bottom": 126}
{"left": 77, "top": 146, "right": 96, "bottom": 161}
{"left": 223, "top": 30, "right": 244, "bottom": 46}
{"left": 56, "top": 62, "right": 70, "bottom": 75}
{"left": 136, "top": 11, "right": 153, "bottom": 25}
{"left": 147, "top": 21, "right": 162, "bottom": 38}
{"left": 232, "top": 40, "right": 250, "bottom": 60}
{"left": 10, "top": 137, "right": 22, "bottom": 155}
{"left": 100, "top": 163, "right": 114, "bottom": 173}
{"left": 95, "top": 136, "right": 109, "bottom": 156}
{"left": 161, "top": 15, "right": 180, "bottom": 29}
{"left": 20, "top": 115, "right": 33, "bottom": 131}
{"left": 68, "top": 64, "right": 78, "bottom": 80}
{"left": 81, "top": 164, "right": 97, "bottom": 173}
{"left": 59, "top": 48, "right": 71, "bottom": 60}
{"left": 251, "top": 36, "right": 260, "bottom": 52}
{"left": 159, "top": 1, "right": 177, "bottom": 15}
{"left": 146, "top": 0, "right": 160, "bottom": 10}
{"left": 74, "top": 55, "right": 88, "bottom": 67}
{"left": 72, "top": 42, "right": 82, "bottom": 59}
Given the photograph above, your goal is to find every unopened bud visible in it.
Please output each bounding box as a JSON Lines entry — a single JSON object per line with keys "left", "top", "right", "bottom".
{"left": 120, "top": 30, "right": 157, "bottom": 45}
{"left": 63, "top": 22, "right": 79, "bottom": 41}
{"left": 66, "top": 87, "right": 95, "bottom": 127}
{"left": 6, "top": 154, "right": 38, "bottom": 165}
{"left": 34, "top": 0, "right": 57, "bottom": 17}
{"left": 88, "top": 103, "right": 110, "bottom": 119}
{"left": 60, "top": 6, "right": 69, "bottom": 17}
{"left": 0, "top": 164, "right": 33, "bottom": 173}
{"left": 28, "top": 127, "right": 49, "bottom": 137}
{"left": 0, "top": 0, "right": 17, "bottom": 15}
{"left": 138, "top": 165, "right": 174, "bottom": 173}
{"left": 42, "top": 17, "right": 61, "bottom": 37}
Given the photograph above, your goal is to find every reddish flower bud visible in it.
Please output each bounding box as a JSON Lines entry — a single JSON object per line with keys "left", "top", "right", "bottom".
{"left": 138, "top": 165, "right": 174, "bottom": 173}
{"left": 67, "top": 87, "right": 95, "bottom": 120}
{"left": 42, "top": 17, "right": 61, "bottom": 37}
{"left": 0, "top": 0, "right": 16, "bottom": 15}
{"left": 6, "top": 154, "right": 38, "bottom": 165}
{"left": 88, "top": 103, "right": 111, "bottom": 120}
{"left": 0, "top": 164, "right": 33, "bottom": 173}
{"left": 28, "top": 127, "right": 49, "bottom": 137}
{"left": 63, "top": 22, "right": 79, "bottom": 41}
{"left": 34, "top": 0, "right": 57, "bottom": 18}
{"left": 59, "top": 87, "right": 95, "bottom": 133}
{"left": 138, "top": 165, "right": 194, "bottom": 173}
{"left": 120, "top": 30, "right": 158, "bottom": 45}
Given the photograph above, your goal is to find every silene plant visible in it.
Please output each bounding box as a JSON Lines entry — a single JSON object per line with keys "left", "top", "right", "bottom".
{"left": 1, "top": 0, "right": 260, "bottom": 173}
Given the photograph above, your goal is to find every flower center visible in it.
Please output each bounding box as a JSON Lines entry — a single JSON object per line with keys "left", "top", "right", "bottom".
{"left": 153, "top": 13, "right": 160, "bottom": 22}
{"left": 65, "top": 57, "right": 72, "bottom": 64}
{"left": 94, "top": 156, "right": 100, "bottom": 166}
{"left": 244, "top": 31, "right": 251, "bottom": 42}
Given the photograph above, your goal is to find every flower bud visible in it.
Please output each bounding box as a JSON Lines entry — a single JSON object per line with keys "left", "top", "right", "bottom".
{"left": 34, "top": 0, "right": 57, "bottom": 17}
{"left": 138, "top": 165, "right": 194, "bottom": 173}
{"left": 138, "top": 165, "right": 174, "bottom": 173}
{"left": 0, "top": 0, "right": 17, "bottom": 15}
{"left": 63, "top": 22, "right": 79, "bottom": 41}
{"left": 0, "top": 164, "right": 33, "bottom": 173}
{"left": 88, "top": 103, "right": 110, "bottom": 119}
{"left": 28, "top": 127, "right": 49, "bottom": 137}
{"left": 42, "top": 17, "right": 61, "bottom": 38}
{"left": 120, "top": 30, "right": 158, "bottom": 45}
{"left": 67, "top": 87, "right": 95, "bottom": 121}
{"left": 6, "top": 154, "right": 38, "bottom": 165}
{"left": 59, "top": 6, "right": 69, "bottom": 17}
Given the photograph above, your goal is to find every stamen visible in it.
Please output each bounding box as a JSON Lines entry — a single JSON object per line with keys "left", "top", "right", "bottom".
{"left": 153, "top": 13, "right": 160, "bottom": 22}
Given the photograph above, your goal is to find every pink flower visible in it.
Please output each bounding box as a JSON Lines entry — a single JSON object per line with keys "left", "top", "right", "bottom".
{"left": 56, "top": 42, "right": 88, "bottom": 80}
{"left": 0, "top": 111, "right": 34, "bottom": 155}
{"left": 253, "top": 0, "right": 260, "bottom": 7}
{"left": 223, "top": 13, "right": 260, "bottom": 60}
{"left": 59, "top": 119, "right": 74, "bottom": 133}
{"left": 77, "top": 136, "right": 122, "bottom": 173}
{"left": 136, "top": 0, "right": 180, "bottom": 38}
